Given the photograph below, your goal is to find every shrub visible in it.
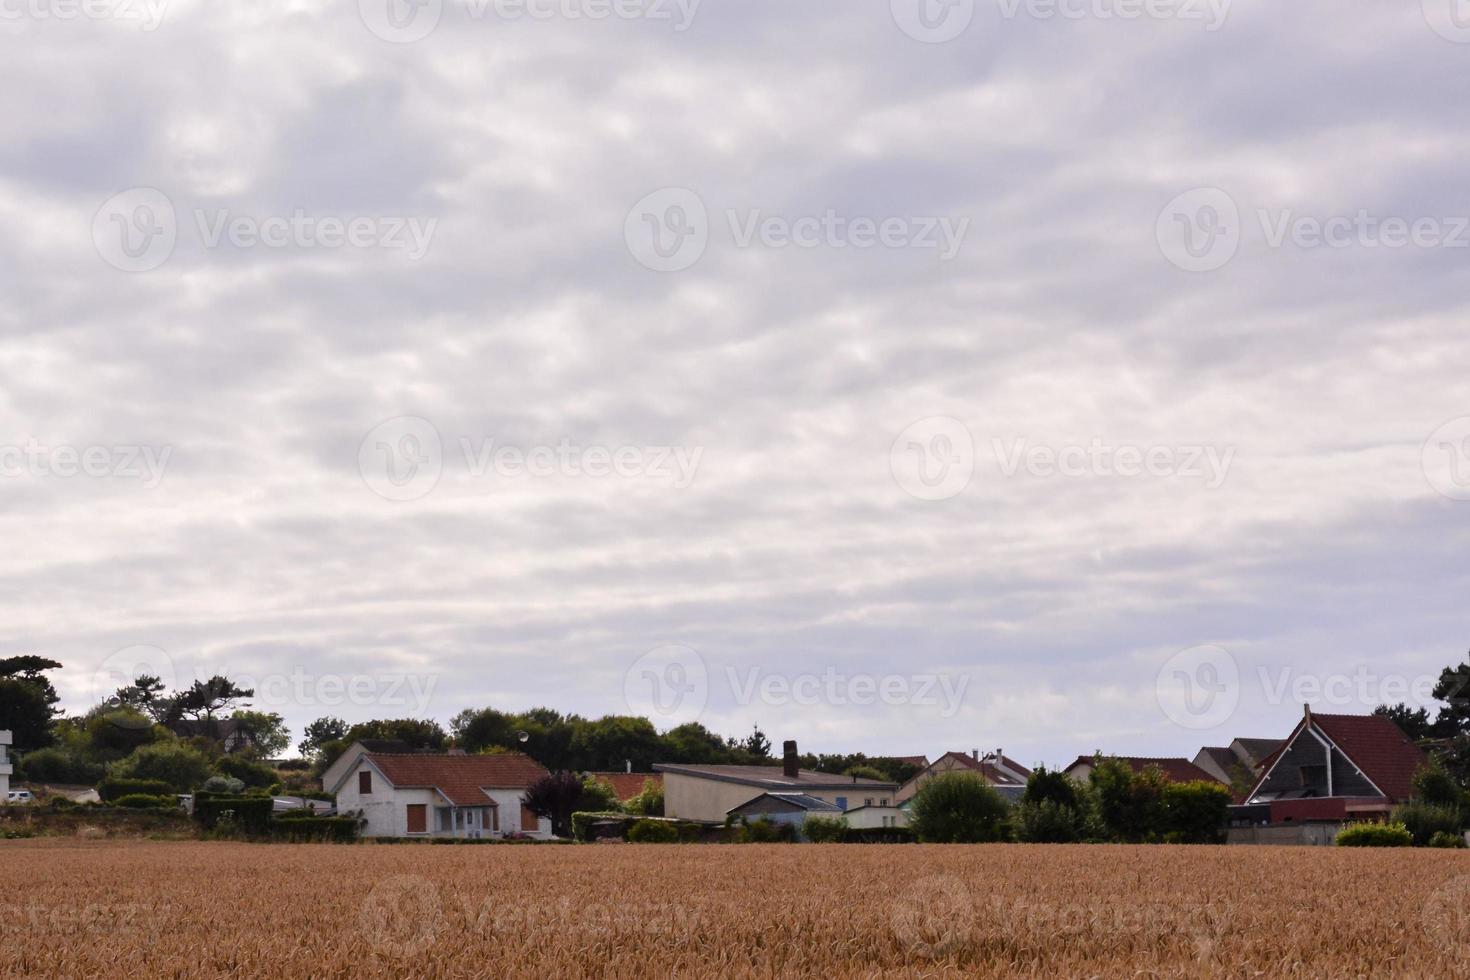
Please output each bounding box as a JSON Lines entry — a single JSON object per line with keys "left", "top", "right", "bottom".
{"left": 737, "top": 817, "right": 798, "bottom": 843}
{"left": 1336, "top": 822, "right": 1413, "bottom": 847}
{"left": 1392, "top": 803, "right": 1463, "bottom": 847}
{"left": 1161, "top": 781, "right": 1231, "bottom": 844}
{"left": 110, "top": 742, "right": 213, "bottom": 793}
{"left": 98, "top": 777, "right": 173, "bottom": 803}
{"left": 842, "top": 825, "right": 916, "bottom": 844}
{"left": 909, "top": 772, "right": 1011, "bottom": 843}
{"left": 268, "top": 816, "right": 360, "bottom": 843}
{"left": 16, "top": 747, "right": 105, "bottom": 786}
{"left": 1412, "top": 763, "right": 1464, "bottom": 810}
{"left": 1013, "top": 799, "right": 1084, "bottom": 843}
{"left": 626, "top": 819, "right": 680, "bottom": 844}
{"left": 802, "top": 815, "right": 848, "bottom": 843}
{"left": 192, "top": 795, "right": 274, "bottom": 836}
{"left": 213, "top": 755, "right": 279, "bottom": 790}
{"left": 1429, "top": 831, "right": 1467, "bottom": 849}
{"left": 624, "top": 778, "right": 665, "bottom": 817}
{"left": 1022, "top": 766, "right": 1079, "bottom": 810}
{"left": 202, "top": 775, "right": 246, "bottom": 795}
{"left": 113, "top": 793, "right": 177, "bottom": 810}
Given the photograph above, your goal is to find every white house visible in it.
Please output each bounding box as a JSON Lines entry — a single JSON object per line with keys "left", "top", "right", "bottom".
{"left": 325, "top": 743, "right": 554, "bottom": 839}
{"left": 0, "top": 730, "right": 11, "bottom": 799}
{"left": 842, "top": 803, "right": 909, "bottom": 830}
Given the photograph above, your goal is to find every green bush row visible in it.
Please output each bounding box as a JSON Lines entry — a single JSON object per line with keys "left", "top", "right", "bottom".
{"left": 99, "top": 778, "right": 174, "bottom": 803}
{"left": 1336, "top": 822, "right": 1414, "bottom": 847}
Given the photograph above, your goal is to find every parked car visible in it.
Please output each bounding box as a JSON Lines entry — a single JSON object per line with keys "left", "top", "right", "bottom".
{"left": 6, "top": 790, "right": 35, "bottom": 804}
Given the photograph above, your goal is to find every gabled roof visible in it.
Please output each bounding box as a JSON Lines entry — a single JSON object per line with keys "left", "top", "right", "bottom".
{"left": 586, "top": 772, "right": 662, "bottom": 802}
{"left": 653, "top": 763, "right": 897, "bottom": 791}
{"left": 890, "top": 755, "right": 931, "bottom": 769}
{"left": 1230, "top": 738, "right": 1283, "bottom": 766}
{"left": 1248, "top": 712, "right": 1427, "bottom": 803}
{"left": 365, "top": 751, "right": 549, "bottom": 807}
{"left": 727, "top": 793, "right": 842, "bottom": 814}
{"left": 932, "top": 752, "right": 1027, "bottom": 786}
{"left": 1068, "top": 756, "right": 1223, "bottom": 785}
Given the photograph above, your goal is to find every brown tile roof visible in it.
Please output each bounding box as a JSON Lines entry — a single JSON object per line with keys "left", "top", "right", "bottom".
{"left": 586, "top": 772, "right": 662, "bottom": 801}
{"left": 653, "top": 763, "right": 897, "bottom": 791}
{"left": 1305, "top": 713, "right": 1426, "bottom": 802}
{"left": 1070, "top": 756, "right": 1224, "bottom": 785}
{"left": 366, "top": 751, "right": 548, "bottom": 807}
{"left": 937, "top": 752, "right": 1026, "bottom": 786}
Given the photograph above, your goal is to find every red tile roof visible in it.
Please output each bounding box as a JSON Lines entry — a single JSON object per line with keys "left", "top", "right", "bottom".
{"left": 366, "top": 751, "right": 548, "bottom": 807}
{"left": 1070, "top": 756, "right": 1224, "bottom": 785}
{"left": 586, "top": 772, "right": 662, "bottom": 801}
{"left": 1309, "top": 713, "right": 1427, "bottom": 802}
{"left": 939, "top": 752, "right": 1026, "bottom": 786}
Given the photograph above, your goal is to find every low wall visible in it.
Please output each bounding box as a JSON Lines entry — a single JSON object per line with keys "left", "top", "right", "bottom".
{"left": 1227, "top": 823, "right": 1341, "bottom": 847}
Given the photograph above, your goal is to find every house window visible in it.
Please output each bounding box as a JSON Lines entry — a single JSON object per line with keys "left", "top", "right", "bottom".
{"left": 1299, "top": 764, "right": 1328, "bottom": 790}
{"left": 864, "top": 798, "right": 874, "bottom": 806}
{"left": 880, "top": 798, "right": 889, "bottom": 806}
{"left": 358, "top": 770, "right": 372, "bottom": 794}
{"left": 491, "top": 807, "right": 500, "bottom": 832}
{"left": 406, "top": 804, "right": 428, "bottom": 835}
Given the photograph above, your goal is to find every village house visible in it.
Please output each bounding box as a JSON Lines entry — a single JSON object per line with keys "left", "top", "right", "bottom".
{"left": 1191, "top": 738, "right": 1282, "bottom": 788}
{"left": 0, "top": 730, "right": 11, "bottom": 799}
{"left": 1236, "top": 707, "right": 1427, "bottom": 829}
{"left": 897, "top": 749, "right": 1032, "bottom": 803}
{"left": 842, "top": 802, "right": 909, "bottom": 830}
{"left": 726, "top": 792, "right": 843, "bottom": 838}
{"left": 654, "top": 741, "right": 898, "bottom": 823}
{"left": 1064, "top": 755, "right": 1223, "bottom": 785}
{"left": 325, "top": 742, "right": 553, "bottom": 839}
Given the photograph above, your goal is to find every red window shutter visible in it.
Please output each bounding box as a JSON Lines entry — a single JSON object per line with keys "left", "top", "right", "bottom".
{"left": 406, "top": 804, "right": 427, "bottom": 834}
{"left": 520, "top": 805, "right": 538, "bottom": 831}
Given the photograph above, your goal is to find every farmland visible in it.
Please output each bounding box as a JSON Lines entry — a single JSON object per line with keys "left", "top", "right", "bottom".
{"left": 2, "top": 840, "right": 1468, "bottom": 978}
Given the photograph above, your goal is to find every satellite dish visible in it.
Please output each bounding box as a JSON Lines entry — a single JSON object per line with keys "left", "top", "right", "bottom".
{"left": 518, "top": 731, "right": 530, "bottom": 743}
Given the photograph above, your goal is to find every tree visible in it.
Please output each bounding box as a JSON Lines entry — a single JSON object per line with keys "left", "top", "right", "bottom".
{"left": 451, "top": 707, "right": 519, "bottom": 754}
{"left": 1021, "top": 765, "right": 1079, "bottom": 809}
{"left": 570, "top": 716, "right": 662, "bottom": 772}
{"left": 1432, "top": 660, "right": 1470, "bottom": 736}
{"left": 578, "top": 775, "right": 622, "bottom": 813}
{"left": 1413, "top": 761, "right": 1465, "bottom": 809}
{"left": 175, "top": 675, "right": 254, "bottom": 723}
{"left": 908, "top": 771, "right": 1011, "bottom": 843}
{"left": 229, "top": 710, "right": 290, "bottom": 759}
{"left": 0, "top": 656, "right": 62, "bottom": 752}
{"left": 522, "top": 771, "right": 592, "bottom": 838}
{"left": 734, "top": 725, "right": 772, "bottom": 760}
{"left": 1375, "top": 704, "right": 1438, "bottom": 742}
{"left": 83, "top": 707, "right": 163, "bottom": 762}
{"left": 111, "top": 741, "right": 214, "bottom": 793}
{"left": 625, "top": 777, "right": 665, "bottom": 817}
{"left": 112, "top": 674, "right": 168, "bottom": 721}
{"left": 660, "top": 722, "right": 737, "bottom": 765}
{"left": 843, "top": 765, "right": 887, "bottom": 782}
{"left": 298, "top": 717, "right": 347, "bottom": 761}
{"left": 1089, "top": 757, "right": 1171, "bottom": 842}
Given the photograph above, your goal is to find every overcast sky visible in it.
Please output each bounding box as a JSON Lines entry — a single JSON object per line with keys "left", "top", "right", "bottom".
{"left": 6, "top": 0, "right": 1470, "bottom": 766}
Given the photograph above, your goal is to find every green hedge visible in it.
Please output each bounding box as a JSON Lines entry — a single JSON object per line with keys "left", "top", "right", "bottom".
{"left": 267, "top": 816, "right": 360, "bottom": 843}
{"left": 192, "top": 795, "right": 274, "bottom": 835}
{"left": 1429, "top": 831, "right": 1467, "bottom": 849}
{"left": 802, "top": 816, "right": 848, "bottom": 843}
{"left": 1336, "top": 822, "right": 1413, "bottom": 847}
{"left": 571, "top": 811, "right": 626, "bottom": 842}
{"left": 113, "top": 793, "right": 178, "bottom": 810}
{"left": 841, "top": 825, "right": 916, "bottom": 844}
{"left": 626, "top": 819, "right": 680, "bottom": 844}
{"left": 99, "top": 778, "right": 173, "bottom": 803}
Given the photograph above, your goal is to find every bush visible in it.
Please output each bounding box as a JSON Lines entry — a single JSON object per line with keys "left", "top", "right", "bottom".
{"left": 1336, "top": 822, "right": 1413, "bottom": 847}
{"left": 802, "top": 815, "right": 848, "bottom": 843}
{"left": 98, "top": 777, "right": 174, "bottom": 803}
{"left": 1161, "top": 781, "right": 1231, "bottom": 844}
{"left": 1413, "top": 763, "right": 1464, "bottom": 810}
{"left": 737, "top": 817, "right": 798, "bottom": 843}
{"left": 16, "top": 747, "right": 105, "bottom": 786}
{"left": 192, "top": 795, "right": 274, "bottom": 836}
{"left": 842, "top": 825, "right": 916, "bottom": 844}
{"left": 624, "top": 778, "right": 665, "bottom": 817}
{"left": 111, "top": 742, "right": 213, "bottom": 793}
{"left": 1013, "top": 799, "right": 1084, "bottom": 843}
{"left": 113, "top": 793, "right": 177, "bottom": 810}
{"left": 909, "top": 772, "right": 1011, "bottom": 843}
{"left": 1022, "top": 766, "right": 1079, "bottom": 810}
{"left": 268, "top": 816, "right": 360, "bottom": 843}
{"left": 1392, "top": 803, "right": 1463, "bottom": 847}
{"left": 626, "top": 819, "right": 680, "bottom": 844}
{"left": 213, "top": 755, "right": 279, "bottom": 790}
{"left": 202, "top": 775, "right": 246, "bottom": 795}
{"left": 1429, "top": 831, "right": 1467, "bottom": 849}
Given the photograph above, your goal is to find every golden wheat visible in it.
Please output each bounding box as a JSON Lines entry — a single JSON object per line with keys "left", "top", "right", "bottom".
{"left": 2, "top": 839, "right": 1468, "bottom": 978}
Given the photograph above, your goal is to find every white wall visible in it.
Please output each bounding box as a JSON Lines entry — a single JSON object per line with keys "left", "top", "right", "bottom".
{"left": 0, "top": 730, "right": 11, "bottom": 798}
{"left": 484, "top": 788, "right": 552, "bottom": 838}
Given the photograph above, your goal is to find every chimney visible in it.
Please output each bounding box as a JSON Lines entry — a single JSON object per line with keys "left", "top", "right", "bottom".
{"left": 971, "top": 749, "right": 980, "bottom": 760}
{"left": 783, "top": 740, "right": 799, "bottom": 779}
{"left": 996, "top": 748, "right": 1004, "bottom": 765}
{"left": 1304, "top": 703, "right": 1312, "bottom": 725}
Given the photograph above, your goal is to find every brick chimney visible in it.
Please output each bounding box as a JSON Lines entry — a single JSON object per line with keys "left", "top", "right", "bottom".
{"left": 782, "top": 740, "right": 799, "bottom": 779}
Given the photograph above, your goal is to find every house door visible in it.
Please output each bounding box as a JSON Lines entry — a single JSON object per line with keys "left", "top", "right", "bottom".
{"left": 406, "top": 804, "right": 427, "bottom": 834}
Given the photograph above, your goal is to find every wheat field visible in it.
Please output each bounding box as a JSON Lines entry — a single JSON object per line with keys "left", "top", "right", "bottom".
{"left": 2, "top": 839, "right": 1468, "bottom": 978}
